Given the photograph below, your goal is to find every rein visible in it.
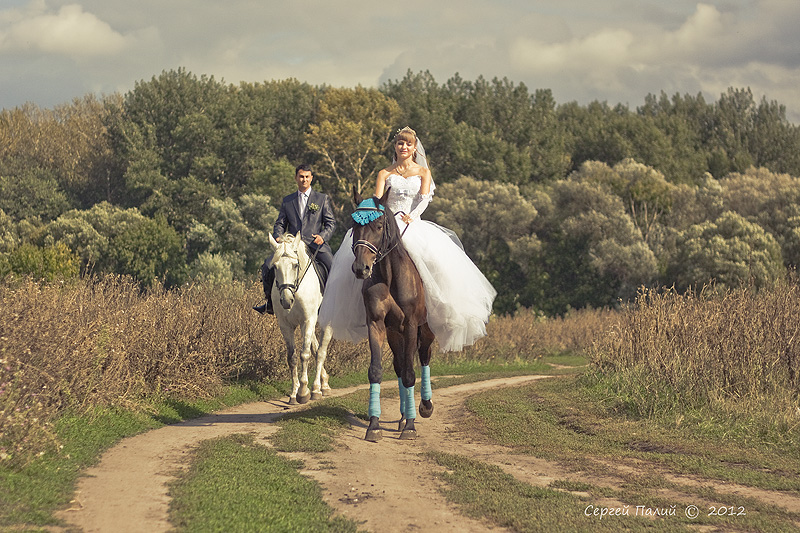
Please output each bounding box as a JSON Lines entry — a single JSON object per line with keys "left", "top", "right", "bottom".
{"left": 277, "top": 244, "right": 320, "bottom": 295}
{"left": 352, "top": 208, "right": 409, "bottom": 264}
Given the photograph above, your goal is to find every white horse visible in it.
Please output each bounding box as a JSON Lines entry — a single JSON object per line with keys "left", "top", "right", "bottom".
{"left": 268, "top": 233, "right": 332, "bottom": 404}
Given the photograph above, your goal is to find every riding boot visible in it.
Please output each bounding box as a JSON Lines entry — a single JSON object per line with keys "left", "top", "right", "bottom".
{"left": 252, "top": 299, "right": 274, "bottom": 315}
{"left": 263, "top": 263, "right": 275, "bottom": 315}
{"left": 253, "top": 261, "right": 276, "bottom": 315}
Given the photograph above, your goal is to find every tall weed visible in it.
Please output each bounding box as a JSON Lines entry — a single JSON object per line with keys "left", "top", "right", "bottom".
{"left": 0, "top": 276, "right": 365, "bottom": 465}
{"left": 590, "top": 282, "right": 800, "bottom": 434}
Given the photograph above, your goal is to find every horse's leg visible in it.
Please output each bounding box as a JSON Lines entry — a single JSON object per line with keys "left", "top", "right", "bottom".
{"left": 296, "top": 319, "right": 315, "bottom": 404}
{"left": 418, "top": 322, "right": 435, "bottom": 418}
{"left": 388, "top": 330, "right": 406, "bottom": 431}
{"left": 315, "top": 325, "right": 333, "bottom": 398}
{"left": 309, "top": 332, "right": 320, "bottom": 398}
{"left": 279, "top": 322, "right": 300, "bottom": 405}
{"left": 365, "top": 316, "right": 389, "bottom": 442}
{"left": 398, "top": 319, "right": 419, "bottom": 440}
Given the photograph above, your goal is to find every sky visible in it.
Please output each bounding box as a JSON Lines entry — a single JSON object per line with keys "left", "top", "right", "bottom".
{"left": 2, "top": 0, "right": 800, "bottom": 122}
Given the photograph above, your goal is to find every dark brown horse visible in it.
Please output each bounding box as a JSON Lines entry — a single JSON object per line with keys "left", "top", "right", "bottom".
{"left": 351, "top": 187, "right": 435, "bottom": 441}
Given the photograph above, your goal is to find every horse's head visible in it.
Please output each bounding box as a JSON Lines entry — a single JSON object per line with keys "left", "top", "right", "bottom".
{"left": 351, "top": 187, "right": 393, "bottom": 280}
{"left": 268, "top": 232, "right": 307, "bottom": 310}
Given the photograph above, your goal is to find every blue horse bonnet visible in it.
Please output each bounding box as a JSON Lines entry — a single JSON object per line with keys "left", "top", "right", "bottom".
{"left": 352, "top": 197, "right": 385, "bottom": 226}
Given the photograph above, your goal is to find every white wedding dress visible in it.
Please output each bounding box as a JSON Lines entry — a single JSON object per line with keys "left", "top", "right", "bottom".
{"left": 318, "top": 174, "right": 497, "bottom": 352}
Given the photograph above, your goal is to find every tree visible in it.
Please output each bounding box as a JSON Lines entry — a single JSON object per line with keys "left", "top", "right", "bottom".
{"left": 0, "top": 168, "right": 71, "bottom": 221}
{"left": 572, "top": 159, "right": 677, "bottom": 243}
{"left": 537, "top": 179, "right": 658, "bottom": 313}
{"left": 384, "top": 72, "right": 571, "bottom": 187}
{"left": 184, "top": 194, "right": 277, "bottom": 280}
{"left": 667, "top": 211, "right": 783, "bottom": 292}
{"left": 720, "top": 167, "right": 800, "bottom": 268}
{"left": 306, "top": 86, "right": 400, "bottom": 203}
{"left": 0, "top": 96, "right": 117, "bottom": 208}
{"left": 109, "top": 215, "right": 185, "bottom": 287}
{"left": 42, "top": 202, "right": 186, "bottom": 287}
{"left": 427, "top": 176, "right": 540, "bottom": 313}
{"left": 0, "top": 242, "right": 79, "bottom": 282}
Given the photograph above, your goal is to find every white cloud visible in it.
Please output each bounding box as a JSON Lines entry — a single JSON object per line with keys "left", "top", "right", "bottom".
{"left": 3, "top": 0, "right": 800, "bottom": 122}
{"left": 0, "top": 2, "right": 135, "bottom": 56}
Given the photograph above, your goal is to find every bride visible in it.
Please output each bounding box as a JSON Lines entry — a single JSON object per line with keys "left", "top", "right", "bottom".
{"left": 318, "top": 127, "right": 496, "bottom": 352}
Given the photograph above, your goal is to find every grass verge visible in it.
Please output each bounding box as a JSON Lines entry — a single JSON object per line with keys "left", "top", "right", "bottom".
{"left": 428, "top": 450, "right": 681, "bottom": 532}
{"left": 168, "top": 433, "right": 359, "bottom": 532}
{"left": 0, "top": 380, "right": 283, "bottom": 528}
{"left": 455, "top": 373, "right": 800, "bottom": 532}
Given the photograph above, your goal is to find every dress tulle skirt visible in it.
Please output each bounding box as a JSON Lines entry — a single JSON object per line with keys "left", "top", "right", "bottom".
{"left": 318, "top": 214, "right": 496, "bottom": 352}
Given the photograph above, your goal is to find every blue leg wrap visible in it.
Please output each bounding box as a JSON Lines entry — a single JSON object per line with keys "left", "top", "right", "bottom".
{"left": 398, "top": 377, "right": 406, "bottom": 416}
{"left": 404, "top": 384, "right": 416, "bottom": 420}
{"left": 369, "top": 383, "right": 381, "bottom": 418}
{"left": 421, "top": 365, "right": 432, "bottom": 401}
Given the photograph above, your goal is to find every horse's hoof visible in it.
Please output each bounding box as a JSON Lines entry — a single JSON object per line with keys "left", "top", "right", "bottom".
{"left": 322, "top": 387, "right": 332, "bottom": 396}
{"left": 289, "top": 397, "right": 298, "bottom": 405}
{"left": 398, "top": 416, "right": 406, "bottom": 432}
{"left": 310, "top": 392, "right": 323, "bottom": 401}
{"left": 399, "top": 428, "right": 417, "bottom": 440}
{"left": 419, "top": 399, "right": 434, "bottom": 418}
{"left": 297, "top": 393, "right": 311, "bottom": 404}
{"left": 365, "top": 429, "right": 382, "bottom": 442}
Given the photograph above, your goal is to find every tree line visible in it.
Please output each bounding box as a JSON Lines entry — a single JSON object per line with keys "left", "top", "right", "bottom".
{"left": 2, "top": 68, "right": 800, "bottom": 314}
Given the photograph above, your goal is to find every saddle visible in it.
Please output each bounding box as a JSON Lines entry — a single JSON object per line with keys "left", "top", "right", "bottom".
{"left": 311, "top": 255, "right": 328, "bottom": 293}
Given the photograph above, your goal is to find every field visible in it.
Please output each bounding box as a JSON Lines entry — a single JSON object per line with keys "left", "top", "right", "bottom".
{"left": 1, "top": 276, "right": 800, "bottom": 531}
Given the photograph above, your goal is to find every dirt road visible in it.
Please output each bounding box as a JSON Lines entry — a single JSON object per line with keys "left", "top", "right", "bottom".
{"left": 56, "top": 374, "right": 800, "bottom": 532}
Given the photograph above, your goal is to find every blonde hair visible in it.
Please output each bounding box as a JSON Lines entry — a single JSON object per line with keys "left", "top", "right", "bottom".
{"left": 393, "top": 126, "right": 417, "bottom": 146}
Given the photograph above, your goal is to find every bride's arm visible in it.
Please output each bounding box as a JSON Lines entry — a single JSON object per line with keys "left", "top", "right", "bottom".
{"left": 406, "top": 169, "right": 433, "bottom": 222}
{"left": 374, "top": 170, "right": 389, "bottom": 198}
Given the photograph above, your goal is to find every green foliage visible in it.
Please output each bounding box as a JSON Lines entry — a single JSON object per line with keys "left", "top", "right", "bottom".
{"left": 536, "top": 179, "right": 658, "bottom": 313}
{"left": 1, "top": 242, "right": 79, "bottom": 282}
{"left": 43, "top": 202, "right": 186, "bottom": 287}
{"left": 668, "top": 211, "right": 784, "bottom": 292}
{"left": 574, "top": 159, "right": 677, "bottom": 243}
{"left": 0, "top": 169, "right": 71, "bottom": 221}
{"left": 384, "top": 72, "right": 572, "bottom": 187}
{"left": 5, "top": 68, "right": 800, "bottom": 311}
{"left": 428, "top": 176, "right": 540, "bottom": 312}
{"left": 0, "top": 209, "right": 19, "bottom": 254}
{"left": 246, "top": 158, "right": 296, "bottom": 210}
{"left": 110, "top": 215, "right": 185, "bottom": 287}
{"left": 719, "top": 167, "right": 800, "bottom": 267}
{"left": 188, "top": 252, "right": 233, "bottom": 285}
{"left": 0, "top": 96, "right": 118, "bottom": 209}
{"left": 306, "top": 86, "right": 400, "bottom": 203}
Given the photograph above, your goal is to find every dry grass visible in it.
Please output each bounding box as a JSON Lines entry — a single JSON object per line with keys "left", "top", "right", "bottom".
{"left": 452, "top": 307, "right": 619, "bottom": 365}
{"left": 0, "top": 275, "right": 367, "bottom": 464}
{"left": 1, "top": 275, "right": 616, "bottom": 466}
{"left": 9, "top": 272, "right": 799, "bottom": 466}
{"left": 590, "top": 282, "right": 800, "bottom": 431}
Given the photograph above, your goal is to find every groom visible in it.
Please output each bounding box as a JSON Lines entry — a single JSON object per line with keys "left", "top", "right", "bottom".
{"left": 255, "top": 164, "right": 336, "bottom": 314}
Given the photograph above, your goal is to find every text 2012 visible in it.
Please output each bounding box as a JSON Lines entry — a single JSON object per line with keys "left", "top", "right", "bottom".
{"left": 708, "top": 506, "right": 746, "bottom": 517}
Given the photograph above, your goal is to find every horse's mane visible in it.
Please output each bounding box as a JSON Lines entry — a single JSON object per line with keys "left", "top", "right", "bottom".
{"left": 273, "top": 233, "right": 309, "bottom": 268}
{"left": 367, "top": 198, "right": 408, "bottom": 258}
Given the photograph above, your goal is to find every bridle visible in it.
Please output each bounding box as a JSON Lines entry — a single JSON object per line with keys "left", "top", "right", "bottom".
{"left": 275, "top": 244, "right": 320, "bottom": 296}
{"left": 352, "top": 206, "right": 409, "bottom": 264}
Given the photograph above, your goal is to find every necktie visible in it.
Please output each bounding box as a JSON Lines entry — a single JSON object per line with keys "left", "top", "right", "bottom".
{"left": 299, "top": 192, "right": 307, "bottom": 217}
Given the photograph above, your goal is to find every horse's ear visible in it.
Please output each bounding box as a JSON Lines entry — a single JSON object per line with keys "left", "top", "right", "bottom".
{"left": 353, "top": 186, "right": 363, "bottom": 206}
{"left": 294, "top": 233, "right": 305, "bottom": 252}
{"left": 269, "top": 234, "right": 279, "bottom": 251}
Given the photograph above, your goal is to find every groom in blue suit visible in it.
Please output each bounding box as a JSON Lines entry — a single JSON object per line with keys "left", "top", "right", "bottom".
{"left": 256, "top": 164, "right": 336, "bottom": 315}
